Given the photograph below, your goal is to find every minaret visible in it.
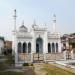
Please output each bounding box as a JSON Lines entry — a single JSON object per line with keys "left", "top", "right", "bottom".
{"left": 12, "top": 9, "right": 17, "bottom": 55}
{"left": 33, "top": 19, "right": 36, "bottom": 25}
{"left": 52, "top": 14, "right": 56, "bottom": 33}
{"left": 32, "top": 19, "right": 37, "bottom": 28}
{"left": 13, "top": 9, "right": 17, "bottom": 32}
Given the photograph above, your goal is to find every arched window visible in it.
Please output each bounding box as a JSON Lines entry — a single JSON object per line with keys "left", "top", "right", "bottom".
{"left": 18, "top": 42, "right": 22, "bottom": 53}
{"left": 52, "top": 43, "right": 55, "bottom": 53}
{"left": 28, "top": 42, "right": 31, "bottom": 53}
{"left": 56, "top": 43, "right": 58, "bottom": 52}
{"left": 48, "top": 43, "right": 51, "bottom": 53}
{"left": 23, "top": 42, "right": 27, "bottom": 53}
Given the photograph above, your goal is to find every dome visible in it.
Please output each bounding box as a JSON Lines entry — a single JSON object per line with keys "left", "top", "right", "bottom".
{"left": 19, "top": 21, "right": 28, "bottom": 32}
{"left": 19, "top": 25, "right": 28, "bottom": 32}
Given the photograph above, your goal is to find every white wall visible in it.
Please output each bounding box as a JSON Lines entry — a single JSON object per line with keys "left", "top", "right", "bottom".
{"left": 0, "top": 40, "right": 4, "bottom": 54}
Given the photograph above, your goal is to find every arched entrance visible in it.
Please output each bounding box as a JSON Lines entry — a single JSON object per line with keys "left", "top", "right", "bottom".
{"left": 48, "top": 43, "right": 51, "bottom": 53}
{"left": 56, "top": 43, "right": 58, "bottom": 52}
{"left": 28, "top": 42, "right": 31, "bottom": 53}
{"left": 33, "top": 37, "right": 44, "bottom": 63}
{"left": 52, "top": 43, "right": 55, "bottom": 53}
{"left": 36, "top": 37, "right": 43, "bottom": 53}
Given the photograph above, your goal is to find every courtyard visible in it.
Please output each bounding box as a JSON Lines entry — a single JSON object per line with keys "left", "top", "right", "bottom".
{"left": 0, "top": 56, "right": 75, "bottom": 75}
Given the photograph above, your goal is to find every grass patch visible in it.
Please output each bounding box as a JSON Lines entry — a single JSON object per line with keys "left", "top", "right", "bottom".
{"left": 0, "top": 69, "right": 36, "bottom": 75}
{"left": 0, "top": 62, "right": 7, "bottom": 71}
{"left": 43, "top": 64, "right": 75, "bottom": 75}
{"left": 5, "top": 54, "right": 15, "bottom": 65}
{"left": 0, "top": 55, "right": 35, "bottom": 75}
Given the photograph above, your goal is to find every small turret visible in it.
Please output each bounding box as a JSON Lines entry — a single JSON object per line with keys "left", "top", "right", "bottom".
{"left": 52, "top": 14, "right": 56, "bottom": 33}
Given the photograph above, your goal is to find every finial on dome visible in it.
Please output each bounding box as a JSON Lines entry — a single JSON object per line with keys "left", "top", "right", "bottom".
{"left": 22, "top": 20, "right": 24, "bottom": 26}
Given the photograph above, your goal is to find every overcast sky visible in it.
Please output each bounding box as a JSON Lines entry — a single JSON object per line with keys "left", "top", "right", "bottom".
{"left": 0, "top": 0, "right": 75, "bottom": 40}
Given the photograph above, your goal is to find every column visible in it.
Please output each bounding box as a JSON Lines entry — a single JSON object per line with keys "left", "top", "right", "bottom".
{"left": 31, "top": 53, "right": 33, "bottom": 63}
{"left": 71, "top": 50, "right": 73, "bottom": 59}
{"left": 32, "top": 39, "right": 36, "bottom": 53}
{"left": 15, "top": 40, "right": 19, "bottom": 66}
{"left": 51, "top": 43, "right": 52, "bottom": 53}
{"left": 27, "top": 43, "right": 28, "bottom": 53}
{"left": 43, "top": 31, "right": 48, "bottom": 54}
{"left": 21, "top": 42, "right": 23, "bottom": 53}
{"left": 63, "top": 50, "right": 67, "bottom": 60}
{"left": 58, "top": 41, "right": 62, "bottom": 53}
{"left": 55, "top": 43, "right": 56, "bottom": 53}
{"left": 31, "top": 42, "right": 33, "bottom": 62}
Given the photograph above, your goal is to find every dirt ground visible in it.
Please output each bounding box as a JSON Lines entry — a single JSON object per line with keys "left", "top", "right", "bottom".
{"left": 34, "top": 63, "right": 47, "bottom": 75}
{"left": 24, "top": 69, "right": 36, "bottom": 75}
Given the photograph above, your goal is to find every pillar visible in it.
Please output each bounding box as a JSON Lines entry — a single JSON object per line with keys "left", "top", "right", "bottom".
{"left": 21, "top": 43, "right": 23, "bottom": 53}
{"left": 71, "top": 50, "right": 73, "bottom": 59}
{"left": 55, "top": 43, "right": 56, "bottom": 53}
{"left": 51, "top": 43, "right": 52, "bottom": 53}
{"left": 27, "top": 43, "right": 28, "bottom": 53}
{"left": 63, "top": 50, "right": 67, "bottom": 60}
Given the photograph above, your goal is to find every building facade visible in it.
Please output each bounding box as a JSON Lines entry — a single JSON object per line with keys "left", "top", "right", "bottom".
{"left": 12, "top": 21, "right": 62, "bottom": 65}
{"left": 12, "top": 10, "right": 62, "bottom": 65}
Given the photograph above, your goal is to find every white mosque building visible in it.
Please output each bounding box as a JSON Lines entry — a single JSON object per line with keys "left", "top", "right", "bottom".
{"left": 12, "top": 10, "right": 63, "bottom": 65}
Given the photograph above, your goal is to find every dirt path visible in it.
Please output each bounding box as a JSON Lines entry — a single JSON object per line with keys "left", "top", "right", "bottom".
{"left": 34, "top": 63, "right": 47, "bottom": 75}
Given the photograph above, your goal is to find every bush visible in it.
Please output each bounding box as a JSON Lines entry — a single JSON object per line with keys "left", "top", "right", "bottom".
{"left": 31, "top": 63, "right": 33, "bottom": 66}
{"left": 0, "top": 62, "right": 7, "bottom": 71}
{"left": 23, "top": 63, "right": 29, "bottom": 66}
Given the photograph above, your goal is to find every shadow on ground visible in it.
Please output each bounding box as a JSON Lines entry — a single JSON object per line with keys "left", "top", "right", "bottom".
{"left": 0, "top": 69, "right": 36, "bottom": 75}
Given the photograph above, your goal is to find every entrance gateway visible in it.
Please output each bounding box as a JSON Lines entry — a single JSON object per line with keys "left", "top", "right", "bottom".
{"left": 33, "top": 37, "right": 44, "bottom": 62}
{"left": 36, "top": 37, "right": 43, "bottom": 53}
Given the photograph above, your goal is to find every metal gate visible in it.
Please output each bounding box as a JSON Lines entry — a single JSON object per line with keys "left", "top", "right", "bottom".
{"left": 33, "top": 53, "right": 44, "bottom": 63}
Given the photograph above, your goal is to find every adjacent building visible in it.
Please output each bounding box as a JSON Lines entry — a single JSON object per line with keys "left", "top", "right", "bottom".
{"left": 0, "top": 36, "right": 4, "bottom": 54}
{"left": 4, "top": 40, "right": 12, "bottom": 54}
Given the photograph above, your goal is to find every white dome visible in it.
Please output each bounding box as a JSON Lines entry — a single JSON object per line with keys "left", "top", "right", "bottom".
{"left": 19, "top": 25, "right": 28, "bottom": 32}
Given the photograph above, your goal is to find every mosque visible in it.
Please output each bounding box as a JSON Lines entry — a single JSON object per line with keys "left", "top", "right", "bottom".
{"left": 12, "top": 10, "right": 63, "bottom": 65}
